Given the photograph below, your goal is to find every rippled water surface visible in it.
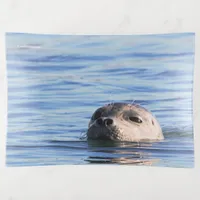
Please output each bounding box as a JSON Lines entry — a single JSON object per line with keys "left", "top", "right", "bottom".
{"left": 6, "top": 33, "right": 195, "bottom": 168}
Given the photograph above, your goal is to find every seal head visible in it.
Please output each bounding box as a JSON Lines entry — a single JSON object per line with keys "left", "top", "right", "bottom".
{"left": 86, "top": 103, "right": 164, "bottom": 142}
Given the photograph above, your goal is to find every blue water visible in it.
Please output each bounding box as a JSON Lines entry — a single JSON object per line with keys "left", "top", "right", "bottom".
{"left": 6, "top": 33, "right": 195, "bottom": 168}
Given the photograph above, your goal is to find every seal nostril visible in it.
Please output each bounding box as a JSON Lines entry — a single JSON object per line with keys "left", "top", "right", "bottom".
{"left": 104, "top": 118, "right": 113, "bottom": 126}
{"left": 96, "top": 118, "right": 103, "bottom": 125}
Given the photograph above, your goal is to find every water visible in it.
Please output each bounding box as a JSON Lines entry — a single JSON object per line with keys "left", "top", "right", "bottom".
{"left": 6, "top": 33, "right": 195, "bottom": 168}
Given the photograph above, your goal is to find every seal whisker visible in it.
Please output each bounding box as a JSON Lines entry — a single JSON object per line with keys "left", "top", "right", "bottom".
{"left": 79, "top": 131, "right": 88, "bottom": 140}
{"left": 131, "top": 99, "right": 136, "bottom": 105}
{"left": 108, "top": 91, "right": 115, "bottom": 107}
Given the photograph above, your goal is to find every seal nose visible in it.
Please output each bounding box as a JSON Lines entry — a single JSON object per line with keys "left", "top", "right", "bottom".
{"left": 104, "top": 118, "right": 113, "bottom": 126}
{"left": 96, "top": 118, "right": 103, "bottom": 125}
{"left": 96, "top": 118, "right": 113, "bottom": 126}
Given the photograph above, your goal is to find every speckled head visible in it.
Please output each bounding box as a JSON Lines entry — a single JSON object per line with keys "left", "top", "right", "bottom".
{"left": 86, "top": 102, "right": 164, "bottom": 142}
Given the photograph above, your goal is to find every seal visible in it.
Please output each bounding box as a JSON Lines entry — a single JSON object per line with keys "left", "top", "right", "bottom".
{"left": 86, "top": 102, "right": 164, "bottom": 142}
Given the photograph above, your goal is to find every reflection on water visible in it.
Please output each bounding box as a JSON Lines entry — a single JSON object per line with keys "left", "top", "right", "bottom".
{"left": 6, "top": 33, "right": 195, "bottom": 168}
{"left": 86, "top": 140, "right": 157, "bottom": 165}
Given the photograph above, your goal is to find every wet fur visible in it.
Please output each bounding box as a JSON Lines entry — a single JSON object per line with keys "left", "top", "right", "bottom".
{"left": 87, "top": 103, "right": 164, "bottom": 142}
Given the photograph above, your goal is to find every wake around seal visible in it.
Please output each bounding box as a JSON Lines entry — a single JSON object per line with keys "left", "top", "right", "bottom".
{"left": 86, "top": 103, "right": 164, "bottom": 142}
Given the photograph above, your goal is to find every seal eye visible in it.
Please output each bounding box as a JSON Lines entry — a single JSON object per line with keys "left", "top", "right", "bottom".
{"left": 92, "top": 110, "right": 102, "bottom": 120}
{"left": 129, "top": 116, "right": 142, "bottom": 123}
